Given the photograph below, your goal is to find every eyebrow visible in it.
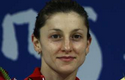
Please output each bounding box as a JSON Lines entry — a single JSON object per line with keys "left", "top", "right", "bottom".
{"left": 72, "top": 29, "right": 84, "bottom": 32}
{"left": 49, "top": 29, "right": 62, "bottom": 32}
{"left": 49, "top": 28, "right": 84, "bottom": 32}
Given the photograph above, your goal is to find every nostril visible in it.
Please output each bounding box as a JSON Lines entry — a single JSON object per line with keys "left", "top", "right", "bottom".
{"left": 61, "top": 50, "right": 65, "bottom": 52}
{"left": 61, "top": 48, "right": 72, "bottom": 53}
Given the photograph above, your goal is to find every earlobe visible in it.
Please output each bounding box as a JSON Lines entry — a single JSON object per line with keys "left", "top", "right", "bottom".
{"left": 32, "top": 34, "right": 42, "bottom": 53}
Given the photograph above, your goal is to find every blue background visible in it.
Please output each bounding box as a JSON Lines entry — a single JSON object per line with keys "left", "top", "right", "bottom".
{"left": 0, "top": 0, "right": 125, "bottom": 80}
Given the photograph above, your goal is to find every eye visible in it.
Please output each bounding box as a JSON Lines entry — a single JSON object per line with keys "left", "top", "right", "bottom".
{"left": 51, "top": 34, "right": 62, "bottom": 41}
{"left": 72, "top": 34, "right": 82, "bottom": 41}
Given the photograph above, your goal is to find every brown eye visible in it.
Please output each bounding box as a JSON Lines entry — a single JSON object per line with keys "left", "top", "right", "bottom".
{"left": 72, "top": 34, "right": 82, "bottom": 41}
{"left": 51, "top": 34, "right": 62, "bottom": 40}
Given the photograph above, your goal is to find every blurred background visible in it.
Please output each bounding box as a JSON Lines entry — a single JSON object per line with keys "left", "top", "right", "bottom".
{"left": 0, "top": 0, "right": 125, "bottom": 80}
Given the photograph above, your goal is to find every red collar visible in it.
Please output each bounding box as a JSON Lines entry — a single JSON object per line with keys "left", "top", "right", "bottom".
{"left": 25, "top": 67, "right": 80, "bottom": 80}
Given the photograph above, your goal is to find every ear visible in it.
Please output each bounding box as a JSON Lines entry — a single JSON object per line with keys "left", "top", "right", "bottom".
{"left": 85, "top": 37, "right": 92, "bottom": 55}
{"left": 32, "top": 34, "right": 42, "bottom": 53}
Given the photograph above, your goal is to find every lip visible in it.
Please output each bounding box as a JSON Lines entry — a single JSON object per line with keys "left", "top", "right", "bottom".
{"left": 57, "top": 56, "right": 76, "bottom": 62}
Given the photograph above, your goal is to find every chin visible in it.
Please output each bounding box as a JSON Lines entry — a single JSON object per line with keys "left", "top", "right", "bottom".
{"left": 57, "top": 66, "right": 77, "bottom": 74}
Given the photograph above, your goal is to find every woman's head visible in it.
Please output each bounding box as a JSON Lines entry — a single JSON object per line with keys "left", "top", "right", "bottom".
{"left": 32, "top": 0, "right": 92, "bottom": 76}
{"left": 33, "top": 0, "right": 90, "bottom": 40}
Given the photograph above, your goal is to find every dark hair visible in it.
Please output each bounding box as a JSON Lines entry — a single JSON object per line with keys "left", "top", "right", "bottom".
{"left": 33, "top": 0, "right": 91, "bottom": 39}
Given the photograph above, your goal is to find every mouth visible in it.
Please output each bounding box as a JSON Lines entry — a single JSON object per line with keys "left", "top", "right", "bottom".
{"left": 56, "top": 56, "right": 76, "bottom": 62}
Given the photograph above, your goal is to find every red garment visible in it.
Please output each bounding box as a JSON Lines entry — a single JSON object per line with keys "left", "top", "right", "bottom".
{"left": 0, "top": 72, "right": 5, "bottom": 80}
{"left": 24, "top": 67, "right": 80, "bottom": 80}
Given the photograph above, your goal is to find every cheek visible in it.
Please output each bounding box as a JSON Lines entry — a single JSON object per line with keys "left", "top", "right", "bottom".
{"left": 72, "top": 41, "right": 87, "bottom": 64}
{"left": 43, "top": 40, "right": 62, "bottom": 55}
{"left": 41, "top": 40, "right": 62, "bottom": 64}
{"left": 72, "top": 41, "right": 87, "bottom": 54}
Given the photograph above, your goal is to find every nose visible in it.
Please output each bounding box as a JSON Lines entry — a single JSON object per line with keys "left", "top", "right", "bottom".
{"left": 61, "top": 37, "right": 72, "bottom": 53}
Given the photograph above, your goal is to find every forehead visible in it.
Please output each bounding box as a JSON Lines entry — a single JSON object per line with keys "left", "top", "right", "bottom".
{"left": 41, "top": 11, "right": 87, "bottom": 32}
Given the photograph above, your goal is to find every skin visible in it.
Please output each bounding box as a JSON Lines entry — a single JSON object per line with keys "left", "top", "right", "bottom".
{"left": 32, "top": 11, "right": 92, "bottom": 80}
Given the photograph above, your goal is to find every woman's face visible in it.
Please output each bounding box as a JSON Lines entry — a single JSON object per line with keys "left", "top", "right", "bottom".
{"left": 33, "top": 11, "right": 91, "bottom": 74}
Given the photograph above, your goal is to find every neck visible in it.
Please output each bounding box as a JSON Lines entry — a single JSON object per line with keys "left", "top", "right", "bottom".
{"left": 41, "top": 58, "right": 78, "bottom": 80}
